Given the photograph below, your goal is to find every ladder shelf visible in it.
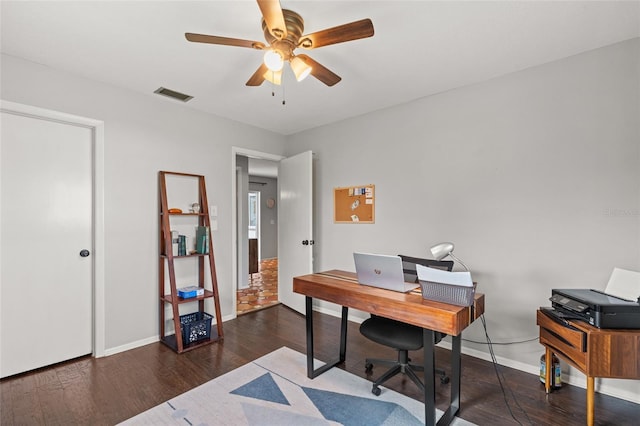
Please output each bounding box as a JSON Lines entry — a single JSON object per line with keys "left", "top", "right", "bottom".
{"left": 158, "top": 171, "right": 223, "bottom": 353}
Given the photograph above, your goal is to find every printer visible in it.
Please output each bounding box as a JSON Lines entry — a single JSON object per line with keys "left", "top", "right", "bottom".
{"left": 549, "top": 288, "right": 640, "bottom": 329}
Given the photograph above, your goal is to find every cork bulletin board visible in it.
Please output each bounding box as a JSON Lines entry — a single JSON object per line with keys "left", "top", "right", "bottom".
{"left": 334, "top": 184, "right": 375, "bottom": 223}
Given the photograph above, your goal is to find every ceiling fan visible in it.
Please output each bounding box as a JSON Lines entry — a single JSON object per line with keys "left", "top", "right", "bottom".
{"left": 185, "top": 0, "right": 374, "bottom": 87}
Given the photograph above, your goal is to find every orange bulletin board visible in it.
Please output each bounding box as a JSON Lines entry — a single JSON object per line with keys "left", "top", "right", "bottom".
{"left": 334, "top": 184, "right": 375, "bottom": 223}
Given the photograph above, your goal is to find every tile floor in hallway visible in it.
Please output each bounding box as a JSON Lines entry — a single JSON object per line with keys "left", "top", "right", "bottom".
{"left": 237, "top": 258, "right": 279, "bottom": 315}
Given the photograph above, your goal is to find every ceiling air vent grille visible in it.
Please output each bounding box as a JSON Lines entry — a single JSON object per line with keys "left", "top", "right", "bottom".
{"left": 154, "top": 87, "right": 193, "bottom": 102}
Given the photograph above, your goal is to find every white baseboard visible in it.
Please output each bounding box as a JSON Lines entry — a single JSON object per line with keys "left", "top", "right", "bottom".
{"left": 437, "top": 341, "right": 640, "bottom": 404}
{"left": 101, "top": 315, "right": 235, "bottom": 357}
{"left": 102, "top": 335, "right": 159, "bottom": 357}
{"left": 314, "top": 305, "right": 640, "bottom": 405}
{"left": 99, "top": 305, "right": 640, "bottom": 405}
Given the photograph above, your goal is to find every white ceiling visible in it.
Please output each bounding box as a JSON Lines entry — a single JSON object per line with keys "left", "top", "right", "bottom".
{"left": 1, "top": 1, "right": 639, "bottom": 136}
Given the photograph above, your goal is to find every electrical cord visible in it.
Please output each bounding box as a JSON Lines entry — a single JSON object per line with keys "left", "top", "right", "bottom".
{"left": 462, "top": 336, "right": 539, "bottom": 345}
{"left": 480, "top": 314, "right": 534, "bottom": 426}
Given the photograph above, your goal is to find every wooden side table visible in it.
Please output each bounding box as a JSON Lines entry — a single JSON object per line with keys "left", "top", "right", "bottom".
{"left": 537, "top": 309, "right": 640, "bottom": 426}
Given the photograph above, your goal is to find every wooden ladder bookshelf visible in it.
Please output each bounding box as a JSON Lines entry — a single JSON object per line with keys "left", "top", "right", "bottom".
{"left": 158, "top": 171, "right": 223, "bottom": 353}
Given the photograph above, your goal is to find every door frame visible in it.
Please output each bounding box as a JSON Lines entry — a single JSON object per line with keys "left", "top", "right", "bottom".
{"left": 0, "top": 100, "right": 106, "bottom": 357}
{"left": 231, "top": 147, "right": 284, "bottom": 317}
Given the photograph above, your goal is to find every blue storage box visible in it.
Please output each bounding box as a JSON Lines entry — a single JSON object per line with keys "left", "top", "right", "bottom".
{"left": 178, "top": 286, "right": 204, "bottom": 299}
{"left": 180, "top": 311, "right": 213, "bottom": 345}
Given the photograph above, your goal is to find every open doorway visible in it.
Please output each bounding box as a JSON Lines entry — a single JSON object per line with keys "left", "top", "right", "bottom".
{"left": 235, "top": 154, "right": 280, "bottom": 315}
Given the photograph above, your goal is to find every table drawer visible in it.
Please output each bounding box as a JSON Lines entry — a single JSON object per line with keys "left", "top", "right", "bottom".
{"left": 537, "top": 310, "right": 587, "bottom": 371}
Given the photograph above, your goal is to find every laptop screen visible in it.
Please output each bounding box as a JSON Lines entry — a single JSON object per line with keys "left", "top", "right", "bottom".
{"left": 353, "top": 252, "right": 419, "bottom": 293}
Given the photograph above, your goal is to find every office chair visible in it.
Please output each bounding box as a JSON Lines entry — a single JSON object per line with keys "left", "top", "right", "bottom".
{"left": 360, "top": 255, "right": 454, "bottom": 396}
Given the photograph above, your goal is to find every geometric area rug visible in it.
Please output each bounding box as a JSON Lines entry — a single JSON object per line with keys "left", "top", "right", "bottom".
{"left": 120, "top": 346, "right": 475, "bottom": 426}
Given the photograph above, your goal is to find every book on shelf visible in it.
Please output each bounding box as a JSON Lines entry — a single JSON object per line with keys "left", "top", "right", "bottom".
{"left": 196, "top": 226, "right": 209, "bottom": 254}
{"left": 178, "top": 235, "right": 186, "bottom": 256}
{"left": 171, "top": 230, "right": 179, "bottom": 256}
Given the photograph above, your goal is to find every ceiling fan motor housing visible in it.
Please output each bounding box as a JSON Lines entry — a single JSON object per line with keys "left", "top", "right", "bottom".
{"left": 262, "top": 9, "right": 305, "bottom": 60}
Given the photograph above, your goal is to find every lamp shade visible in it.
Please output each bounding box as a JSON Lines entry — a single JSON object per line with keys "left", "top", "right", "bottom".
{"left": 290, "top": 56, "right": 312, "bottom": 82}
{"left": 430, "top": 242, "right": 454, "bottom": 261}
{"left": 263, "top": 69, "right": 282, "bottom": 85}
{"left": 263, "top": 49, "right": 284, "bottom": 71}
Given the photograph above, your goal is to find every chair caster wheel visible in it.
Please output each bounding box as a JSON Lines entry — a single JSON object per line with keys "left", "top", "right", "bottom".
{"left": 372, "top": 386, "right": 381, "bottom": 396}
{"left": 440, "top": 376, "right": 450, "bottom": 384}
{"left": 365, "top": 362, "right": 373, "bottom": 373}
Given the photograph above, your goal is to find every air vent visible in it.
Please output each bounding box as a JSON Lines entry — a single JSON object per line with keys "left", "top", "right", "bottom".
{"left": 154, "top": 87, "right": 193, "bottom": 102}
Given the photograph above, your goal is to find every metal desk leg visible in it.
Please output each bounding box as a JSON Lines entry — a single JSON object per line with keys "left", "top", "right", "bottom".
{"left": 423, "top": 329, "right": 436, "bottom": 426}
{"left": 442, "top": 334, "right": 462, "bottom": 424}
{"left": 305, "top": 296, "right": 315, "bottom": 378}
{"left": 426, "top": 332, "right": 461, "bottom": 426}
{"left": 305, "top": 296, "right": 348, "bottom": 379}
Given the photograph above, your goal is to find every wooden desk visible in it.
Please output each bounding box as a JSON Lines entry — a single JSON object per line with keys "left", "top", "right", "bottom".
{"left": 293, "top": 270, "right": 485, "bottom": 426}
{"left": 537, "top": 309, "right": 640, "bottom": 426}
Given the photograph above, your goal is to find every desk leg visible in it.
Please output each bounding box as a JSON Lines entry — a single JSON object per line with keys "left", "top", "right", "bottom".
{"left": 305, "top": 296, "right": 315, "bottom": 378}
{"left": 436, "top": 334, "right": 461, "bottom": 426}
{"left": 586, "top": 376, "right": 594, "bottom": 426}
{"left": 423, "top": 329, "right": 436, "bottom": 426}
{"left": 304, "top": 296, "right": 348, "bottom": 379}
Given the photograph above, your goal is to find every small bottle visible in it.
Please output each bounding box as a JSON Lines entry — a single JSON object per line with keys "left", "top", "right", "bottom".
{"left": 540, "top": 353, "right": 562, "bottom": 388}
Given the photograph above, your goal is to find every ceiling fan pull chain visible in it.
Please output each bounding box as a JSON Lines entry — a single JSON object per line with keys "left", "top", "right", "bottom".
{"left": 282, "top": 81, "right": 286, "bottom": 105}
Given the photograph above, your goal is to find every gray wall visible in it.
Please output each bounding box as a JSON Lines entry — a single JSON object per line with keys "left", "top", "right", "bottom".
{"left": 285, "top": 38, "right": 640, "bottom": 401}
{"left": 2, "top": 37, "right": 638, "bottom": 402}
{"left": 250, "top": 176, "right": 278, "bottom": 260}
{"left": 1, "top": 54, "right": 286, "bottom": 352}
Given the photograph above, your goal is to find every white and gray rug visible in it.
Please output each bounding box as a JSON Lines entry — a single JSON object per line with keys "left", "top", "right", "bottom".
{"left": 121, "top": 346, "right": 475, "bottom": 425}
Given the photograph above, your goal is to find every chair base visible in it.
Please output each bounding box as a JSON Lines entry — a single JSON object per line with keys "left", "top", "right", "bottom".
{"left": 365, "top": 351, "right": 449, "bottom": 396}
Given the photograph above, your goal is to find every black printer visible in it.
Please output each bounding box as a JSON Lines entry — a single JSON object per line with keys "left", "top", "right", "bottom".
{"left": 549, "top": 288, "right": 640, "bottom": 329}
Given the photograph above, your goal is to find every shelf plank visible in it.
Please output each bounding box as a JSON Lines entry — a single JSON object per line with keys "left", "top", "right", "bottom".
{"left": 161, "top": 290, "right": 214, "bottom": 304}
{"left": 160, "top": 330, "right": 221, "bottom": 353}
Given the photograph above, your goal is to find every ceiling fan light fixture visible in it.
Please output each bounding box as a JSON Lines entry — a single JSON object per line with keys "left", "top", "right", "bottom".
{"left": 263, "top": 69, "right": 282, "bottom": 85}
{"left": 290, "top": 56, "right": 312, "bottom": 82}
{"left": 263, "top": 49, "right": 284, "bottom": 71}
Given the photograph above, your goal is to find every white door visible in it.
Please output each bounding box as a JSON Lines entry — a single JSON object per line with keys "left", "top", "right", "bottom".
{"left": 278, "top": 151, "right": 313, "bottom": 314}
{"left": 1, "top": 111, "right": 93, "bottom": 378}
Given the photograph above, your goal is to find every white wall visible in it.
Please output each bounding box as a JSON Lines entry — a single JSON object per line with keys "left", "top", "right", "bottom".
{"left": 286, "top": 39, "right": 640, "bottom": 401}
{"left": 0, "top": 54, "right": 287, "bottom": 352}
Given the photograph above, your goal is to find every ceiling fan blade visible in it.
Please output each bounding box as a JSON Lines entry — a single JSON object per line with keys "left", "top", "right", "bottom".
{"left": 299, "top": 19, "right": 374, "bottom": 49}
{"left": 297, "top": 54, "right": 341, "bottom": 87}
{"left": 185, "top": 33, "right": 265, "bottom": 50}
{"left": 246, "top": 63, "right": 269, "bottom": 86}
{"left": 256, "top": 0, "right": 287, "bottom": 40}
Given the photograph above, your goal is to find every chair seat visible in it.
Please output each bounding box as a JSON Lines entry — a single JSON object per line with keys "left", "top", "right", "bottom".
{"left": 360, "top": 316, "right": 443, "bottom": 351}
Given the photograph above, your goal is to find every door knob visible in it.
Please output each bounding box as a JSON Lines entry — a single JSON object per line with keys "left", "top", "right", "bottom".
{"left": 79, "top": 249, "right": 91, "bottom": 257}
{"left": 302, "top": 240, "right": 309, "bottom": 245}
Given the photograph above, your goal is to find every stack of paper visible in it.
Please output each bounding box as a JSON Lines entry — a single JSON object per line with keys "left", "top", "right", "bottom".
{"left": 416, "top": 264, "right": 473, "bottom": 287}
{"left": 605, "top": 268, "right": 640, "bottom": 301}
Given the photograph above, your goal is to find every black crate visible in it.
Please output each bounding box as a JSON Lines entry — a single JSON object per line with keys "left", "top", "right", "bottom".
{"left": 180, "top": 311, "right": 213, "bottom": 345}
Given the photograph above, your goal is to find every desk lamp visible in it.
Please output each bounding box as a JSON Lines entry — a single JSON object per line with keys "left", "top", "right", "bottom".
{"left": 430, "top": 242, "right": 469, "bottom": 271}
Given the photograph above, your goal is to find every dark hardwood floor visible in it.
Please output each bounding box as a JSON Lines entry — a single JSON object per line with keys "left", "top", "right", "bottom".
{"left": 1, "top": 305, "right": 638, "bottom": 425}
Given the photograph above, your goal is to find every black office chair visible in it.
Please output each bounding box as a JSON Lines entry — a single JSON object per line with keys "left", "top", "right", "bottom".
{"left": 360, "top": 255, "right": 454, "bottom": 396}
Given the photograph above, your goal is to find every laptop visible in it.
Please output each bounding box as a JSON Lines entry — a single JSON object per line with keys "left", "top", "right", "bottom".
{"left": 353, "top": 252, "right": 419, "bottom": 293}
